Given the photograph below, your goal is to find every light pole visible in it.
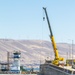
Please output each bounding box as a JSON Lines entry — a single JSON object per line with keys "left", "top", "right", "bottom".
{"left": 68, "top": 44, "right": 71, "bottom": 59}
{"left": 68, "top": 39, "right": 74, "bottom": 65}
{"left": 72, "top": 40, "right": 73, "bottom": 65}
{"left": 68, "top": 39, "right": 74, "bottom": 59}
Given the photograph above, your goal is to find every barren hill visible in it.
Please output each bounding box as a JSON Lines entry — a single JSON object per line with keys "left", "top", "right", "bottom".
{"left": 0, "top": 39, "right": 74, "bottom": 65}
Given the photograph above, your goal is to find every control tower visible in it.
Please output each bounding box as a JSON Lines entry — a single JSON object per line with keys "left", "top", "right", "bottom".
{"left": 10, "top": 51, "right": 21, "bottom": 73}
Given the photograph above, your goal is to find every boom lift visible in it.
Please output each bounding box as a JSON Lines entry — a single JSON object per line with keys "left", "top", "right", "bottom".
{"left": 43, "top": 7, "right": 64, "bottom": 65}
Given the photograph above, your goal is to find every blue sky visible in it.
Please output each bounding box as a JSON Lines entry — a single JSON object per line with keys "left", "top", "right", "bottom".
{"left": 0, "top": 0, "right": 75, "bottom": 43}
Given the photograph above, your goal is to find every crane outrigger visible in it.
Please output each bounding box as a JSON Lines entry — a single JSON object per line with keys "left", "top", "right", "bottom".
{"left": 43, "top": 7, "right": 64, "bottom": 65}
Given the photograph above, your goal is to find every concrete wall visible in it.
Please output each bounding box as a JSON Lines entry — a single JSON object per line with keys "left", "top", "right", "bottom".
{"left": 40, "top": 64, "right": 74, "bottom": 75}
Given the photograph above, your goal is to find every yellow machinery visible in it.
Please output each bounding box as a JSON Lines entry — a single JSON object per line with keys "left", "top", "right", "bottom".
{"left": 43, "top": 7, "right": 64, "bottom": 65}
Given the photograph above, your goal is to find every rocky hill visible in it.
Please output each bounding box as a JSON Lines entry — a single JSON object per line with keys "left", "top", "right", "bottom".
{"left": 0, "top": 39, "right": 74, "bottom": 65}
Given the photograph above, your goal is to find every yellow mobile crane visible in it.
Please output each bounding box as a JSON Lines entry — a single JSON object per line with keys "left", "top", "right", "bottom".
{"left": 43, "top": 7, "right": 64, "bottom": 65}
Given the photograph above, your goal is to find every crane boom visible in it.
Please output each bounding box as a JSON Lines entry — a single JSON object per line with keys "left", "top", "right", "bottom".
{"left": 43, "top": 7, "right": 64, "bottom": 65}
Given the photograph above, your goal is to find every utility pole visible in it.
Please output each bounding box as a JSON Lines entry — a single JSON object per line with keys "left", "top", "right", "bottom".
{"left": 7, "top": 51, "right": 9, "bottom": 71}
{"left": 72, "top": 40, "right": 73, "bottom": 65}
